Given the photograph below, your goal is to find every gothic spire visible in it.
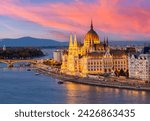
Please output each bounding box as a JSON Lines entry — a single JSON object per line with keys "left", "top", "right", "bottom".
{"left": 106, "top": 36, "right": 109, "bottom": 46}
{"left": 104, "top": 37, "right": 106, "bottom": 50}
{"left": 104, "top": 37, "right": 106, "bottom": 45}
{"left": 74, "top": 34, "right": 78, "bottom": 47}
{"left": 69, "top": 34, "right": 73, "bottom": 47}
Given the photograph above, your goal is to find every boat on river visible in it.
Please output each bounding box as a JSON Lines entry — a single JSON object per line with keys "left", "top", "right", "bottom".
{"left": 35, "top": 73, "right": 40, "bottom": 76}
{"left": 27, "top": 69, "right": 31, "bottom": 71}
{"left": 57, "top": 80, "right": 64, "bottom": 84}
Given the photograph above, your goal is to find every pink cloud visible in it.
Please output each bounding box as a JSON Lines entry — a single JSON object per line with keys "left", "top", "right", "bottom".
{"left": 47, "top": 30, "right": 69, "bottom": 41}
{"left": 0, "top": 0, "right": 150, "bottom": 40}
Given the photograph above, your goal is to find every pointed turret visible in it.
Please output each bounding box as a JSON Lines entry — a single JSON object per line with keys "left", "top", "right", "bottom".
{"left": 74, "top": 34, "right": 78, "bottom": 47}
{"left": 104, "top": 37, "right": 106, "bottom": 44}
{"left": 68, "top": 34, "right": 74, "bottom": 55}
{"left": 104, "top": 37, "right": 106, "bottom": 50}
{"left": 69, "top": 34, "right": 73, "bottom": 48}
{"left": 106, "top": 36, "right": 109, "bottom": 46}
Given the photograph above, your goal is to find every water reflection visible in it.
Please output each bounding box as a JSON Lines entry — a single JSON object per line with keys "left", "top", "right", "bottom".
{"left": 64, "top": 82, "right": 150, "bottom": 104}
{"left": 123, "top": 90, "right": 146, "bottom": 97}
{"left": 0, "top": 63, "right": 7, "bottom": 68}
{"left": 0, "top": 62, "right": 30, "bottom": 72}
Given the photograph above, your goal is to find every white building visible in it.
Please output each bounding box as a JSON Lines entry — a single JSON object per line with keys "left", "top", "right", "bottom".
{"left": 3, "top": 45, "right": 6, "bottom": 51}
{"left": 53, "top": 50, "right": 63, "bottom": 63}
{"left": 128, "top": 54, "right": 150, "bottom": 81}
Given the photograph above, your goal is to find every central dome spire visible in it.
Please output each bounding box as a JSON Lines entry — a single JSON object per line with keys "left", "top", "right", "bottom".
{"left": 91, "top": 20, "right": 93, "bottom": 30}
{"left": 84, "top": 20, "right": 100, "bottom": 47}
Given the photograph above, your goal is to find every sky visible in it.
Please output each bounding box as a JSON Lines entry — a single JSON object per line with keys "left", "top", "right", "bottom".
{"left": 0, "top": 0, "right": 150, "bottom": 42}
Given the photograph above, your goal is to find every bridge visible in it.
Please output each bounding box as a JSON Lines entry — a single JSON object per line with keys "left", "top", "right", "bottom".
{"left": 0, "top": 59, "right": 43, "bottom": 67}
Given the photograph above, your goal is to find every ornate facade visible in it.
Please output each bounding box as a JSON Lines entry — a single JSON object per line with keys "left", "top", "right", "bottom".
{"left": 129, "top": 53, "right": 150, "bottom": 81}
{"left": 61, "top": 22, "right": 128, "bottom": 77}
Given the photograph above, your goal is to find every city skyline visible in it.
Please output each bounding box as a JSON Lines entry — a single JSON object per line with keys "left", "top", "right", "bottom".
{"left": 0, "top": 0, "right": 150, "bottom": 42}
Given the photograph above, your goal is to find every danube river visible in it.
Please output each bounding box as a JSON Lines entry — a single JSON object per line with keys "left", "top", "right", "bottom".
{"left": 0, "top": 49, "right": 150, "bottom": 104}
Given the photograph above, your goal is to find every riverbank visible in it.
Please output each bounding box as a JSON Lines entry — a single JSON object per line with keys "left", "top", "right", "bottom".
{"left": 33, "top": 64, "right": 150, "bottom": 91}
{"left": 0, "top": 47, "right": 44, "bottom": 59}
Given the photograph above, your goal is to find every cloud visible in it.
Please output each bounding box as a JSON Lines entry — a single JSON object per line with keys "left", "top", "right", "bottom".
{"left": 48, "top": 30, "right": 69, "bottom": 41}
{"left": 0, "top": 0, "right": 150, "bottom": 40}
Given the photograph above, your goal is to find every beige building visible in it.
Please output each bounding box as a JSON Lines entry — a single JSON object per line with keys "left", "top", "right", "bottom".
{"left": 61, "top": 22, "right": 128, "bottom": 77}
{"left": 53, "top": 50, "right": 63, "bottom": 63}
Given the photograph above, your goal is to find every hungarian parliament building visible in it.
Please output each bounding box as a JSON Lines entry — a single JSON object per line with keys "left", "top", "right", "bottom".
{"left": 61, "top": 22, "right": 129, "bottom": 77}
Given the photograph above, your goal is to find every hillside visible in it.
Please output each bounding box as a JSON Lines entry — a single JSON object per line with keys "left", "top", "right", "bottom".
{"left": 0, "top": 37, "right": 68, "bottom": 47}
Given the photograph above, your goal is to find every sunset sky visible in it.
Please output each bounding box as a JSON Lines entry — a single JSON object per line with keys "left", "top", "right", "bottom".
{"left": 0, "top": 0, "right": 150, "bottom": 42}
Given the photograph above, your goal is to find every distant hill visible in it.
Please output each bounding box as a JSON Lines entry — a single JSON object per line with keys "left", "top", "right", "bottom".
{"left": 0, "top": 36, "right": 149, "bottom": 47}
{"left": 0, "top": 37, "right": 68, "bottom": 47}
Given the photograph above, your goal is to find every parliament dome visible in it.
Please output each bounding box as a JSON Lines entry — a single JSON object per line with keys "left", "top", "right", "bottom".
{"left": 84, "top": 21, "right": 100, "bottom": 46}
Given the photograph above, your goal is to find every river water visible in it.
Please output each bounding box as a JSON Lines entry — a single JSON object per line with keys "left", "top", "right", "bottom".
{"left": 0, "top": 49, "right": 150, "bottom": 104}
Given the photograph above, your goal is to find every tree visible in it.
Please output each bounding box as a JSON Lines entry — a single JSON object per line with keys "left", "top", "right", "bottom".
{"left": 114, "top": 70, "right": 119, "bottom": 77}
{"left": 119, "top": 69, "right": 125, "bottom": 76}
{"left": 125, "top": 69, "right": 129, "bottom": 78}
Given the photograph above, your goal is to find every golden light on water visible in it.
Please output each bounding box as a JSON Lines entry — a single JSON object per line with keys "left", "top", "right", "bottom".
{"left": 64, "top": 82, "right": 148, "bottom": 103}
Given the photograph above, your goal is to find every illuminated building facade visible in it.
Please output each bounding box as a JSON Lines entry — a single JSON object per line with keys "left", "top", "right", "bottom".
{"left": 61, "top": 22, "right": 128, "bottom": 77}
{"left": 129, "top": 53, "right": 150, "bottom": 81}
